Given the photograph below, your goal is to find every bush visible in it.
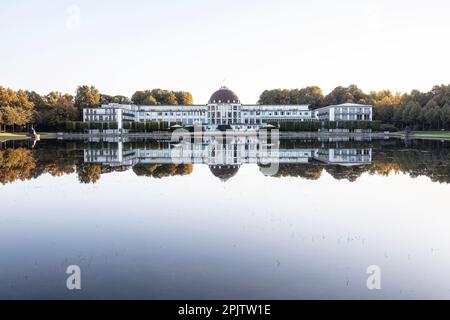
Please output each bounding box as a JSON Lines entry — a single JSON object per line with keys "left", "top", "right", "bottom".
{"left": 267, "top": 120, "right": 380, "bottom": 132}
{"left": 123, "top": 121, "right": 133, "bottom": 130}
{"left": 136, "top": 122, "right": 146, "bottom": 132}
{"left": 65, "top": 121, "right": 76, "bottom": 132}
{"left": 379, "top": 123, "right": 398, "bottom": 132}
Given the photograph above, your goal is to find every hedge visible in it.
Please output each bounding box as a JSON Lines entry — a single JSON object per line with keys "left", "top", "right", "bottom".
{"left": 123, "top": 121, "right": 179, "bottom": 132}
{"left": 64, "top": 121, "right": 119, "bottom": 132}
{"left": 267, "top": 120, "right": 382, "bottom": 132}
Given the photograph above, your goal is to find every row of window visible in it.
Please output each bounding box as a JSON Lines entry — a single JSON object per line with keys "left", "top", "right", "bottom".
{"left": 85, "top": 116, "right": 117, "bottom": 122}
{"left": 334, "top": 108, "right": 371, "bottom": 113}
{"left": 210, "top": 100, "right": 240, "bottom": 104}
{"left": 87, "top": 109, "right": 327, "bottom": 119}
{"left": 85, "top": 109, "right": 118, "bottom": 115}
{"left": 209, "top": 105, "right": 241, "bottom": 111}
{"left": 335, "top": 115, "right": 371, "bottom": 121}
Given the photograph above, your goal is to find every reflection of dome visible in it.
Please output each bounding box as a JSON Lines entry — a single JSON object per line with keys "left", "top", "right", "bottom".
{"left": 209, "top": 86, "right": 240, "bottom": 104}
{"left": 209, "top": 164, "right": 240, "bottom": 182}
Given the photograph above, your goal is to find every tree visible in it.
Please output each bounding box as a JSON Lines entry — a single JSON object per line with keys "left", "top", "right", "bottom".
{"left": 403, "top": 101, "right": 421, "bottom": 127}
{"left": 47, "top": 94, "right": 78, "bottom": 127}
{"left": 294, "top": 87, "right": 324, "bottom": 108}
{"left": 100, "top": 94, "right": 131, "bottom": 105}
{"left": 423, "top": 100, "right": 441, "bottom": 129}
{"left": 440, "top": 103, "right": 450, "bottom": 129}
{"left": 1, "top": 106, "right": 21, "bottom": 131}
{"left": 30, "top": 92, "right": 77, "bottom": 130}
{"left": 132, "top": 89, "right": 192, "bottom": 105}
{"left": 393, "top": 105, "right": 405, "bottom": 128}
{"left": 370, "top": 90, "right": 403, "bottom": 107}
{"left": 76, "top": 164, "right": 102, "bottom": 184}
{"left": 74, "top": 85, "right": 100, "bottom": 112}
{"left": 151, "top": 89, "right": 178, "bottom": 105}
{"left": 143, "top": 95, "right": 158, "bottom": 105}
{"left": 0, "top": 87, "right": 34, "bottom": 131}
{"left": 0, "top": 148, "right": 36, "bottom": 184}
{"left": 175, "top": 91, "right": 193, "bottom": 105}
{"left": 131, "top": 91, "right": 147, "bottom": 105}
{"left": 258, "top": 87, "right": 324, "bottom": 107}
{"left": 324, "top": 85, "right": 369, "bottom": 105}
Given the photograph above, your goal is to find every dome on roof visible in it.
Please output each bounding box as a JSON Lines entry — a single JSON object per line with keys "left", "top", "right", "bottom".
{"left": 209, "top": 86, "right": 240, "bottom": 104}
{"left": 209, "top": 164, "right": 240, "bottom": 182}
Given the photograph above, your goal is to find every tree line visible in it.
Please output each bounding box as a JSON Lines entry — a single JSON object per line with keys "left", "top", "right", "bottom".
{"left": 0, "top": 85, "right": 193, "bottom": 132}
{"left": 259, "top": 84, "right": 450, "bottom": 130}
{"left": 3, "top": 83, "right": 450, "bottom": 132}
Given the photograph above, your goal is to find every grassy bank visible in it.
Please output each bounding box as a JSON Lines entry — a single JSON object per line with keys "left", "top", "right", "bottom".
{"left": 0, "top": 133, "right": 27, "bottom": 138}
{"left": 412, "top": 131, "right": 450, "bottom": 139}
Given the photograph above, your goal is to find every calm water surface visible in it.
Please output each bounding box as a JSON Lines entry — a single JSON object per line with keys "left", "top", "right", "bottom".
{"left": 1, "top": 136, "right": 450, "bottom": 299}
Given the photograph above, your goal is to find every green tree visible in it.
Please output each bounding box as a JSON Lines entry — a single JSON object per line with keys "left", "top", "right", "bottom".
{"left": 100, "top": 94, "right": 131, "bottom": 105}
{"left": 440, "top": 103, "right": 450, "bottom": 129}
{"left": 76, "top": 164, "right": 102, "bottom": 184}
{"left": 403, "top": 101, "right": 421, "bottom": 127}
{"left": 259, "top": 87, "right": 324, "bottom": 107}
{"left": 423, "top": 100, "right": 441, "bottom": 129}
{"left": 324, "top": 85, "right": 369, "bottom": 105}
{"left": 392, "top": 105, "right": 405, "bottom": 128}
{"left": 132, "top": 89, "right": 192, "bottom": 105}
{"left": 47, "top": 94, "right": 77, "bottom": 127}
{"left": 75, "top": 85, "right": 100, "bottom": 111}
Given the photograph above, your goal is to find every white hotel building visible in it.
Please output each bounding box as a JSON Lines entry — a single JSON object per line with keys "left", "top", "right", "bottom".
{"left": 83, "top": 87, "right": 373, "bottom": 131}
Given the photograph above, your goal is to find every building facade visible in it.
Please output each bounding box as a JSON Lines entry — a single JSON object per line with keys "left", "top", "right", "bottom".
{"left": 315, "top": 103, "right": 373, "bottom": 122}
{"left": 83, "top": 87, "right": 373, "bottom": 131}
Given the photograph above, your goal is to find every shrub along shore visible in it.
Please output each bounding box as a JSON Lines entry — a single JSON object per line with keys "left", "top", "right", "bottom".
{"left": 62, "top": 120, "right": 382, "bottom": 133}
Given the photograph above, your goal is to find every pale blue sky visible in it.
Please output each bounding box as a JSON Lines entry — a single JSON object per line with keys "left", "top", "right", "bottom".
{"left": 1, "top": 0, "right": 449, "bottom": 103}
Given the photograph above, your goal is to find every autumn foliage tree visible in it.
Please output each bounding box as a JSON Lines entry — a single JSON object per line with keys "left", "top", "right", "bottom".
{"left": 0, "top": 87, "right": 34, "bottom": 132}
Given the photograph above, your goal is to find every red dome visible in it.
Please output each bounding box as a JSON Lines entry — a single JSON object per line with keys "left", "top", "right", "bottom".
{"left": 209, "top": 165, "right": 240, "bottom": 182}
{"left": 209, "top": 86, "right": 240, "bottom": 104}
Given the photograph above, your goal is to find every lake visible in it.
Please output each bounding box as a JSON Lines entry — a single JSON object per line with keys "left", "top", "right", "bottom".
{"left": 1, "top": 135, "right": 450, "bottom": 299}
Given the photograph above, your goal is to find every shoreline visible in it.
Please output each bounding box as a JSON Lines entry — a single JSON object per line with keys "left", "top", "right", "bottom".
{"left": 58, "top": 131, "right": 384, "bottom": 140}
{"left": 2, "top": 131, "right": 450, "bottom": 142}
{"left": 0, "top": 132, "right": 57, "bottom": 143}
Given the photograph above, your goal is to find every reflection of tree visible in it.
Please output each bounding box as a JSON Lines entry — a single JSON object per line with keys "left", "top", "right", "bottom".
{"left": 324, "top": 165, "right": 371, "bottom": 182}
{"left": 367, "top": 162, "right": 401, "bottom": 176}
{"left": 3, "top": 139, "right": 450, "bottom": 185}
{"left": 371, "top": 148, "right": 450, "bottom": 184}
{"left": 31, "top": 144, "right": 78, "bottom": 178}
{"left": 262, "top": 164, "right": 369, "bottom": 182}
{"left": 76, "top": 164, "right": 102, "bottom": 184}
{"left": 0, "top": 148, "right": 36, "bottom": 184}
{"left": 133, "top": 164, "right": 193, "bottom": 179}
{"left": 261, "top": 146, "right": 450, "bottom": 183}
{"left": 262, "top": 164, "right": 323, "bottom": 180}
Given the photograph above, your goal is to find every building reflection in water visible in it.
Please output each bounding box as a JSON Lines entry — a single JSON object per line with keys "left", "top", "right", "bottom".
{"left": 84, "top": 136, "right": 372, "bottom": 181}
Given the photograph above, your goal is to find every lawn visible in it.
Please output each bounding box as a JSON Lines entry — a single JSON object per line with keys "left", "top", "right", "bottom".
{"left": 412, "top": 131, "right": 450, "bottom": 139}
{"left": 0, "top": 133, "right": 28, "bottom": 138}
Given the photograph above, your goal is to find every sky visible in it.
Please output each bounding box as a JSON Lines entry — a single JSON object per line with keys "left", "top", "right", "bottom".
{"left": 1, "top": 0, "right": 449, "bottom": 104}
